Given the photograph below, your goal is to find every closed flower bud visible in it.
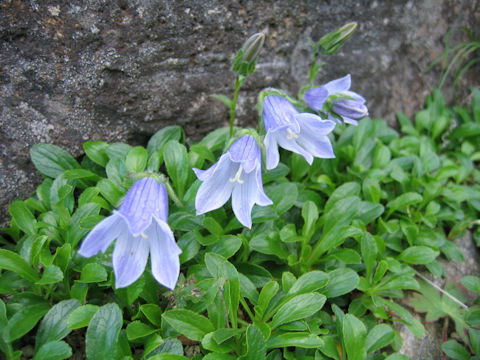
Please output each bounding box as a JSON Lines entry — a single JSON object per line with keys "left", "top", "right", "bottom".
{"left": 318, "top": 22, "right": 358, "bottom": 55}
{"left": 233, "top": 32, "right": 265, "bottom": 76}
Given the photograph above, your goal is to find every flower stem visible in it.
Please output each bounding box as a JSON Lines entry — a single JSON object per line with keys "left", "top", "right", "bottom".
{"left": 164, "top": 181, "right": 184, "bottom": 208}
{"left": 229, "top": 76, "right": 242, "bottom": 138}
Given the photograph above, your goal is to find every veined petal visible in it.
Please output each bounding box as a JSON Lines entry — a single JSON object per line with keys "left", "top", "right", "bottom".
{"left": 147, "top": 218, "right": 182, "bottom": 290}
{"left": 276, "top": 131, "right": 314, "bottom": 165}
{"left": 304, "top": 87, "right": 329, "bottom": 112}
{"left": 262, "top": 95, "right": 299, "bottom": 132}
{"left": 118, "top": 177, "right": 164, "bottom": 235}
{"left": 195, "top": 155, "right": 236, "bottom": 215}
{"left": 113, "top": 232, "right": 149, "bottom": 288}
{"left": 295, "top": 113, "right": 336, "bottom": 136}
{"left": 324, "top": 74, "right": 351, "bottom": 95}
{"left": 264, "top": 131, "right": 280, "bottom": 170}
{"left": 333, "top": 99, "right": 369, "bottom": 119}
{"left": 231, "top": 171, "right": 258, "bottom": 228}
{"left": 227, "top": 135, "right": 260, "bottom": 173}
{"left": 78, "top": 212, "right": 125, "bottom": 257}
{"left": 342, "top": 116, "right": 359, "bottom": 126}
{"left": 193, "top": 161, "right": 219, "bottom": 181}
{"left": 298, "top": 132, "right": 335, "bottom": 159}
{"left": 255, "top": 166, "right": 273, "bottom": 206}
{"left": 342, "top": 90, "right": 366, "bottom": 103}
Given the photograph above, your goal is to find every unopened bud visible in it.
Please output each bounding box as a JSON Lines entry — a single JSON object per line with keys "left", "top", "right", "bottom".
{"left": 233, "top": 32, "right": 265, "bottom": 76}
{"left": 241, "top": 32, "right": 265, "bottom": 64}
{"left": 318, "top": 22, "right": 358, "bottom": 55}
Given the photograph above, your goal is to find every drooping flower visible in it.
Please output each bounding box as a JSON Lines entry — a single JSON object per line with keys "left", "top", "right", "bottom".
{"left": 262, "top": 94, "right": 336, "bottom": 170}
{"left": 304, "top": 74, "right": 368, "bottom": 125}
{"left": 194, "top": 135, "right": 272, "bottom": 228}
{"left": 78, "top": 177, "right": 181, "bottom": 290}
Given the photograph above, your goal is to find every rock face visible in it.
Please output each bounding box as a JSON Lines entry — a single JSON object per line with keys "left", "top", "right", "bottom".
{"left": 0, "top": 0, "right": 479, "bottom": 222}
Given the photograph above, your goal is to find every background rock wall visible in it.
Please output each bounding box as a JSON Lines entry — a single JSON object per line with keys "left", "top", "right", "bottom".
{"left": 1, "top": 0, "right": 479, "bottom": 224}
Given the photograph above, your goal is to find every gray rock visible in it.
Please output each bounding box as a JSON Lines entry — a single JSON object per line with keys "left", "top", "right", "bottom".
{"left": 1, "top": 0, "right": 479, "bottom": 224}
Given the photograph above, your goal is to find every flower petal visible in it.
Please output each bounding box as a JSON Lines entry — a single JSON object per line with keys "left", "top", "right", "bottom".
{"left": 255, "top": 166, "right": 273, "bottom": 206}
{"left": 276, "top": 131, "right": 314, "bottom": 165}
{"left": 227, "top": 135, "right": 260, "bottom": 173}
{"left": 342, "top": 90, "right": 366, "bottom": 103}
{"left": 147, "top": 218, "right": 182, "bottom": 290}
{"left": 78, "top": 212, "right": 125, "bottom": 257}
{"left": 193, "top": 161, "right": 219, "bottom": 181}
{"left": 324, "top": 74, "right": 351, "bottom": 95}
{"left": 113, "top": 233, "right": 149, "bottom": 288}
{"left": 295, "top": 113, "right": 336, "bottom": 136}
{"left": 264, "top": 132, "right": 280, "bottom": 170}
{"left": 195, "top": 155, "right": 236, "bottom": 215}
{"left": 262, "top": 95, "right": 299, "bottom": 132}
{"left": 118, "top": 177, "right": 165, "bottom": 235}
{"left": 304, "top": 87, "right": 329, "bottom": 112}
{"left": 231, "top": 171, "right": 259, "bottom": 228}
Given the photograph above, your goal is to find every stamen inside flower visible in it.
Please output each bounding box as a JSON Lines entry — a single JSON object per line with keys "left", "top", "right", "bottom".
{"left": 134, "top": 232, "right": 148, "bottom": 239}
{"left": 286, "top": 128, "right": 299, "bottom": 140}
{"left": 229, "top": 165, "right": 244, "bottom": 184}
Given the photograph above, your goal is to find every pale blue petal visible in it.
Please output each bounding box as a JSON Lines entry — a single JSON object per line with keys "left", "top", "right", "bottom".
{"left": 333, "top": 99, "right": 369, "bottom": 119}
{"left": 342, "top": 90, "right": 366, "bottom": 103}
{"left": 78, "top": 212, "right": 125, "bottom": 257}
{"left": 227, "top": 135, "right": 259, "bottom": 173}
{"left": 118, "top": 177, "right": 164, "bottom": 235}
{"left": 342, "top": 116, "right": 359, "bottom": 126}
{"left": 193, "top": 161, "right": 219, "bottom": 181}
{"left": 231, "top": 171, "right": 258, "bottom": 228}
{"left": 195, "top": 155, "right": 236, "bottom": 215}
{"left": 295, "top": 113, "right": 336, "bottom": 135}
{"left": 298, "top": 132, "right": 335, "bottom": 159}
{"left": 324, "top": 74, "right": 351, "bottom": 95}
{"left": 255, "top": 166, "right": 273, "bottom": 206}
{"left": 147, "top": 218, "right": 182, "bottom": 290}
{"left": 304, "top": 87, "right": 329, "bottom": 112}
{"left": 113, "top": 233, "right": 149, "bottom": 288}
{"left": 264, "top": 132, "right": 280, "bottom": 170}
{"left": 276, "top": 131, "right": 314, "bottom": 165}
{"left": 262, "top": 95, "right": 299, "bottom": 132}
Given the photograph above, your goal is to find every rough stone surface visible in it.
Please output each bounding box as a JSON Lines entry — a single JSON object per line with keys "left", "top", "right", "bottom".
{"left": 1, "top": 0, "right": 479, "bottom": 223}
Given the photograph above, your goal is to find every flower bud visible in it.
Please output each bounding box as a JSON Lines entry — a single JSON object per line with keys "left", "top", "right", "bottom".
{"left": 318, "top": 22, "right": 358, "bottom": 55}
{"left": 241, "top": 32, "right": 265, "bottom": 64}
{"left": 233, "top": 32, "right": 265, "bottom": 76}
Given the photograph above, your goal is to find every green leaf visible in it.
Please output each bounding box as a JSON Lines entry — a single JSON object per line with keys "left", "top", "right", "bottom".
{"left": 366, "top": 324, "right": 394, "bottom": 353}
{"left": 126, "top": 321, "right": 157, "bottom": 340}
{"left": 254, "top": 281, "right": 279, "bottom": 321}
{"left": 238, "top": 325, "right": 266, "bottom": 360}
{"left": 266, "top": 183, "right": 298, "bottom": 215}
{"left": 78, "top": 263, "right": 108, "bottom": 283}
{"left": 7, "top": 303, "right": 51, "bottom": 341}
{"left": 287, "top": 271, "right": 329, "bottom": 296}
{"left": 270, "top": 293, "right": 326, "bottom": 329}
{"left": 8, "top": 200, "right": 37, "bottom": 235}
{"left": 398, "top": 246, "right": 439, "bottom": 264}
{"left": 211, "top": 94, "right": 233, "bottom": 109}
{"left": 0, "top": 249, "right": 39, "bottom": 283}
{"left": 125, "top": 146, "right": 148, "bottom": 172}
{"left": 324, "top": 182, "right": 361, "bottom": 213}
{"left": 361, "top": 233, "right": 377, "bottom": 280}
{"left": 250, "top": 234, "right": 289, "bottom": 259}
{"left": 323, "top": 196, "right": 361, "bottom": 234}
{"left": 85, "top": 303, "right": 123, "bottom": 360}
{"left": 140, "top": 304, "right": 163, "bottom": 327}
{"left": 164, "top": 140, "right": 190, "bottom": 198}
{"left": 343, "top": 314, "right": 367, "bottom": 360}
{"left": 97, "top": 179, "right": 124, "bottom": 207}
{"left": 147, "top": 126, "right": 184, "bottom": 155}
{"left": 30, "top": 143, "right": 80, "bottom": 178}
{"left": 162, "top": 309, "right": 214, "bottom": 341}
{"left": 442, "top": 340, "right": 471, "bottom": 360}
{"left": 461, "top": 275, "right": 480, "bottom": 295}
{"left": 322, "top": 268, "right": 359, "bottom": 298}
{"left": 378, "top": 298, "right": 425, "bottom": 338}
{"left": 36, "top": 265, "right": 64, "bottom": 285}
{"left": 35, "top": 299, "right": 80, "bottom": 350}
{"left": 267, "top": 332, "right": 323, "bottom": 349}
{"left": 33, "top": 341, "right": 72, "bottom": 360}
{"left": 67, "top": 305, "right": 100, "bottom": 330}
{"left": 83, "top": 141, "right": 109, "bottom": 167}
{"left": 148, "top": 354, "right": 189, "bottom": 360}
{"left": 387, "top": 192, "right": 423, "bottom": 215}
{"left": 207, "top": 235, "right": 242, "bottom": 259}
{"left": 302, "top": 201, "right": 319, "bottom": 238}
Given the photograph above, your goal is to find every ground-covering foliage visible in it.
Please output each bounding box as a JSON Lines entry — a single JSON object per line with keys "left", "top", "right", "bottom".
{"left": 1, "top": 25, "right": 480, "bottom": 360}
